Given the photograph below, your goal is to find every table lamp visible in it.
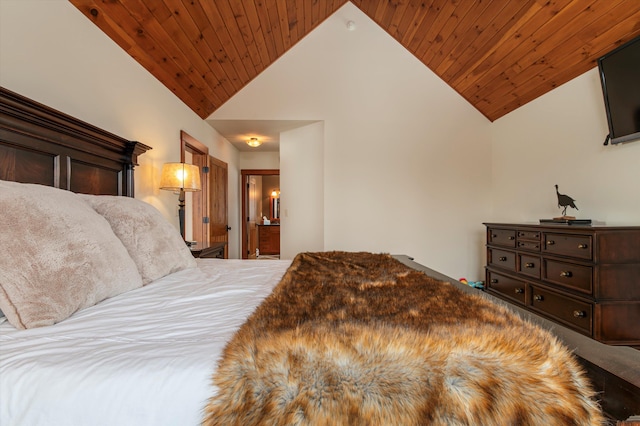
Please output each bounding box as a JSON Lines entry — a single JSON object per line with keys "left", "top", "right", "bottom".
{"left": 160, "top": 162, "right": 201, "bottom": 239}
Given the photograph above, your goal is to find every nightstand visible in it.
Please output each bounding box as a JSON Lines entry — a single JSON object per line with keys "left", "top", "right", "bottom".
{"left": 189, "top": 241, "right": 226, "bottom": 259}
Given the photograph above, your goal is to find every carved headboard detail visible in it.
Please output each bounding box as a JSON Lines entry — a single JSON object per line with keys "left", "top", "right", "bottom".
{"left": 0, "top": 87, "right": 151, "bottom": 196}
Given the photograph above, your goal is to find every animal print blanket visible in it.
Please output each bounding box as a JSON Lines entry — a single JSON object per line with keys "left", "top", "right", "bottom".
{"left": 203, "top": 252, "right": 604, "bottom": 425}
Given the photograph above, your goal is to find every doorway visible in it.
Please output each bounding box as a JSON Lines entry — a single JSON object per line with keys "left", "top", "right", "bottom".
{"left": 181, "top": 131, "right": 229, "bottom": 257}
{"left": 181, "top": 131, "right": 208, "bottom": 244}
{"left": 241, "top": 169, "right": 279, "bottom": 259}
{"left": 208, "top": 155, "right": 229, "bottom": 258}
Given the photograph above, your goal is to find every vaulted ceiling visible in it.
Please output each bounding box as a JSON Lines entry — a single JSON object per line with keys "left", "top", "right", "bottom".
{"left": 70, "top": 0, "right": 640, "bottom": 122}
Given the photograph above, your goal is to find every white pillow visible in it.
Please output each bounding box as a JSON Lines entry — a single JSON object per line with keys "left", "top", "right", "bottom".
{"left": 0, "top": 181, "right": 143, "bottom": 329}
{"left": 80, "top": 195, "right": 196, "bottom": 285}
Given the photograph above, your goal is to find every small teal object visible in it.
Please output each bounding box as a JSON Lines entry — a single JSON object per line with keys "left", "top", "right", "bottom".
{"left": 468, "top": 281, "right": 485, "bottom": 289}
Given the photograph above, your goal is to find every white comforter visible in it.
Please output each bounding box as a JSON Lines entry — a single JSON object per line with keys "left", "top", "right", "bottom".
{"left": 0, "top": 259, "right": 291, "bottom": 426}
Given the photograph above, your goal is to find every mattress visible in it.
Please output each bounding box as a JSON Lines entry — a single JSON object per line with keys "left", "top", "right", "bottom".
{"left": 0, "top": 259, "right": 291, "bottom": 426}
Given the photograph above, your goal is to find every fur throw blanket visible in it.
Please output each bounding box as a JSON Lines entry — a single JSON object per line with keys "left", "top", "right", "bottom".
{"left": 203, "top": 252, "right": 604, "bottom": 425}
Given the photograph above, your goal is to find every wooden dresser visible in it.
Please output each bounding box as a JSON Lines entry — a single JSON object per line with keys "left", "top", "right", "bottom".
{"left": 484, "top": 223, "right": 640, "bottom": 346}
{"left": 257, "top": 224, "right": 280, "bottom": 256}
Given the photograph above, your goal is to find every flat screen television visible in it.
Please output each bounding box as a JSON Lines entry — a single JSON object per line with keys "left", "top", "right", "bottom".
{"left": 597, "top": 35, "right": 640, "bottom": 145}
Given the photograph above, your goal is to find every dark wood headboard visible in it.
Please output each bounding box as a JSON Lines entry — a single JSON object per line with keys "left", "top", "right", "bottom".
{"left": 0, "top": 87, "right": 151, "bottom": 196}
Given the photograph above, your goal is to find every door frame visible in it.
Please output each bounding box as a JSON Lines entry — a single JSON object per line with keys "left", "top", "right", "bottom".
{"left": 241, "top": 169, "right": 279, "bottom": 259}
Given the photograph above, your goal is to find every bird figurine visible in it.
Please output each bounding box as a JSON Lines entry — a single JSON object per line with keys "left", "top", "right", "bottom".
{"left": 555, "top": 184, "right": 579, "bottom": 217}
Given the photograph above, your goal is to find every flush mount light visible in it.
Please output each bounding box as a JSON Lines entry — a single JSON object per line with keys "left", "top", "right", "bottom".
{"left": 246, "top": 137, "right": 261, "bottom": 147}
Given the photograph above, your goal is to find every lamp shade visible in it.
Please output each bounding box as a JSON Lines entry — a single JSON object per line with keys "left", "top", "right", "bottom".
{"left": 160, "top": 163, "right": 201, "bottom": 191}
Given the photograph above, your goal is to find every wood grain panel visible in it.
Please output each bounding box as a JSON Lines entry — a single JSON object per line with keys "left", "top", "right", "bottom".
{"left": 437, "top": 0, "right": 534, "bottom": 82}
{"left": 198, "top": 1, "right": 251, "bottom": 90}
{"left": 69, "top": 0, "right": 640, "bottom": 121}
{"left": 487, "top": 8, "right": 640, "bottom": 119}
{"left": 170, "top": 0, "right": 240, "bottom": 101}
{"left": 0, "top": 143, "right": 56, "bottom": 187}
{"left": 69, "top": 160, "right": 122, "bottom": 195}
{"left": 467, "top": 0, "right": 620, "bottom": 107}
{"left": 425, "top": 0, "right": 489, "bottom": 72}
{"left": 214, "top": 0, "right": 261, "bottom": 77}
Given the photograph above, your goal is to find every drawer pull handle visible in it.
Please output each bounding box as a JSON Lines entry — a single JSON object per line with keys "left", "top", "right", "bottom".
{"left": 534, "top": 295, "right": 544, "bottom": 301}
{"left": 578, "top": 244, "right": 588, "bottom": 249}
{"left": 491, "top": 279, "right": 498, "bottom": 284}
{"left": 560, "top": 271, "right": 573, "bottom": 278}
{"left": 508, "top": 236, "right": 515, "bottom": 240}
{"left": 525, "top": 262, "right": 534, "bottom": 268}
{"left": 514, "top": 288, "right": 524, "bottom": 294}
{"left": 499, "top": 256, "right": 507, "bottom": 261}
{"left": 573, "top": 310, "right": 586, "bottom": 318}
{"left": 546, "top": 240, "right": 555, "bottom": 246}
{"left": 492, "top": 234, "right": 497, "bottom": 238}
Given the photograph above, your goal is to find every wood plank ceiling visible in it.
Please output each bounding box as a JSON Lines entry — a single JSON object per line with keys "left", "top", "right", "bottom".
{"left": 70, "top": 0, "right": 640, "bottom": 122}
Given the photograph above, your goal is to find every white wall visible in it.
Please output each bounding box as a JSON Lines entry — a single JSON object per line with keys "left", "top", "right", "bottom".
{"left": 211, "top": 3, "right": 493, "bottom": 279}
{"left": 280, "top": 123, "right": 325, "bottom": 258}
{"left": 491, "top": 69, "right": 640, "bottom": 224}
{"left": 0, "top": 0, "right": 242, "bottom": 258}
{"left": 238, "top": 151, "right": 280, "bottom": 170}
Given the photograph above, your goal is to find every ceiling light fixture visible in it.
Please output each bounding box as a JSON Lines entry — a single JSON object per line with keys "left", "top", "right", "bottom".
{"left": 246, "top": 137, "right": 261, "bottom": 147}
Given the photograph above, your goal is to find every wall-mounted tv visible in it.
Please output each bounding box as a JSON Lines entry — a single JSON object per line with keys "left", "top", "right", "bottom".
{"left": 597, "top": 35, "right": 640, "bottom": 145}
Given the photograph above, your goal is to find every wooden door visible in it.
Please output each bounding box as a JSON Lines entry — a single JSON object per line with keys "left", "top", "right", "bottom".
{"left": 181, "top": 131, "right": 209, "bottom": 244}
{"left": 209, "top": 155, "right": 228, "bottom": 258}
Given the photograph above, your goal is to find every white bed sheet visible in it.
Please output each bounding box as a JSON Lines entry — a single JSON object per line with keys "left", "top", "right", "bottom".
{"left": 0, "top": 259, "right": 291, "bottom": 426}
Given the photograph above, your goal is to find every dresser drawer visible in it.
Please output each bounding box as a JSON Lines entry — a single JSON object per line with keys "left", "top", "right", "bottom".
{"left": 543, "top": 259, "right": 593, "bottom": 295}
{"left": 486, "top": 271, "right": 526, "bottom": 304}
{"left": 529, "top": 285, "right": 592, "bottom": 335}
{"left": 543, "top": 233, "right": 592, "bottom": 260}
{"left": 488, "top": 228, "right": 516, "bottom": 248}
{"left": 518, "top": 254, "right": 540, "bottom": 279}
{"left": 517, "top": 240, "right": 541, "bottom": 251}
{"left": 488, "top": 248, "right": 516, "bottom": 271}
{"left": 517, "top": 230, "right": 540, "bottom": 240}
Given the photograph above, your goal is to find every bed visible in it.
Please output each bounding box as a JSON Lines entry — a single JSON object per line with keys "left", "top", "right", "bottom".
{"left": 0, "top": 87, "right": 611, "bottom": 425}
